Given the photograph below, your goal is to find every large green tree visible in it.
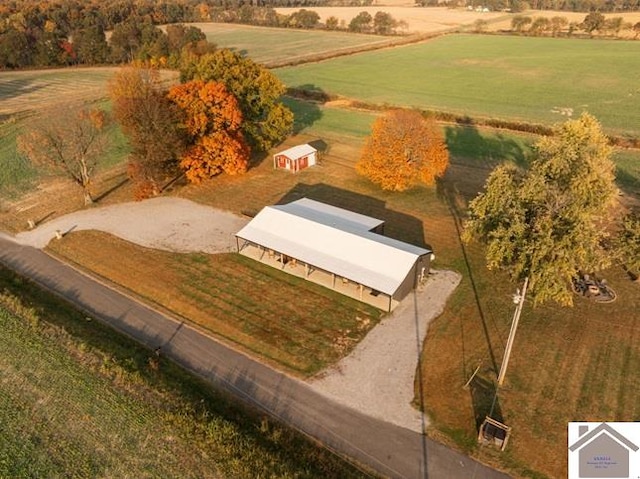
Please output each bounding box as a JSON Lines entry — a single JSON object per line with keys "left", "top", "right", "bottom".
{"left": 73, "top": 25, "right": 110, "bottom": 64}
{"left": 180, "top": 50, "right": 293, "bottom": 152}
{"left": 463, "top": 113, "right": 618, "bottom": 306}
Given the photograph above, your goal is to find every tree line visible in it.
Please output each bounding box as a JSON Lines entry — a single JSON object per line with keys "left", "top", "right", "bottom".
{"left": 0, "top": 0, "right": 401, "bottom": 69}
{"left": 509, "top": 12, "right": 640, "bottom": 36}
{"left": 417, "top": 0, "right": 640, "bottom": 12}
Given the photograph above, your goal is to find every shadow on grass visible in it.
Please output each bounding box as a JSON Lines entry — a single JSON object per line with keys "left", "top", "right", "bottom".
{"left": 469, "top": 375, "right": 503, "bottom": 432}
{"left": 0, "top": 77, "right": 45, "bottom": 104}
{"left": 93, "top": 176, "right": 129, "bottom": 203}
{"left": 282, "top": 95, "right": 324, "bottom": 134}
{"left": 445, "top": 124, "right": 530, "bottom": 170}
{"left": 436, "top": 178, "right": 499, "bottom": 375}
{"left": 278, "top": 183, "right": 428, "bottom": 248}
{"left": 616, "top": 166, "right": 640, "bottom": 197}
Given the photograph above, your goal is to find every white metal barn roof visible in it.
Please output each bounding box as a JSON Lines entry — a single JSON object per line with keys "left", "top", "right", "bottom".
{"left": 275, "top": 144, "right": 317, "bottom": 159}
{"left": 236, "top": 199, "right": 431, "bottom": 296}
{"left": 272, "top": 197, "right": 384, "bottom": 233}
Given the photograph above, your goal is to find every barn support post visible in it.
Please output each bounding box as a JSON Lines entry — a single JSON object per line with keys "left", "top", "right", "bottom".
{"left": 259, "top": 246, "right": 265, "bottom": 260}
{"left": 235, "top": 236, "right": 239, "bottom": 252}
{"left": 388, "top": 295, "right": 392, "bottom": 312}
{"left": 280, "top": 253, "right": 285, "bottom": 269}
{"left": 332, "top": 273, "right": 336, "bottom": 289}
{"left": 359, "top": 283, "right": 363, "bottom": 300}
{"left": 305, "top": 263, "right": 309, "bottom": 278}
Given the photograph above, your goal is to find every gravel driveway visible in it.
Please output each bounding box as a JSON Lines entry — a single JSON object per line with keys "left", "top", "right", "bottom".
{"left": 9, "top": 196, "right": 461, "bottom": 433}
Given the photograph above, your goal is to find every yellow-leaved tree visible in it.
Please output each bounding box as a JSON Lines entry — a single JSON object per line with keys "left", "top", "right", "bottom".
{"left": 356, "top": 110, "right": 449, "bottom": 191}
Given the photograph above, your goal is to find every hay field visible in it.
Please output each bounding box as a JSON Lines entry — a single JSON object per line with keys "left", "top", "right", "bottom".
{"left": 274, "top": 6, "right": 508, "bottom": 33}
{"left": 0, "top": 68, "right": 117, "bottom": 117}
{"left": 0, "top": 67, "right": 177, "bottom": 118}
{"left": 188, "top": 22, "right": 392, "bottom": 65}
{"left": 276, "top": 34, "right": 640, "bottom": 136}
{"left": 487, "top": 9, "right": 640, "bottom": 35}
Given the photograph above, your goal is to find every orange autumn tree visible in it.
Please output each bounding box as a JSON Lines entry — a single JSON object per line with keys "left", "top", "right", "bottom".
{"left": 356, "top": 110, "right": 449, "bottom": 191}
{"left": 167, "top": 80, "right": 249, "bottom": 183}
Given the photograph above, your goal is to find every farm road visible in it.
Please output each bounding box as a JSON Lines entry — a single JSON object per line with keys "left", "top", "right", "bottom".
{"left": 0, "top": 236, "right": 510, "bottom": 479}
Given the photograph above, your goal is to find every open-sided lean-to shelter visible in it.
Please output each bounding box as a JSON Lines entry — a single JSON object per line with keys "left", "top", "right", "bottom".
{"left": 273, "top": 144, "right": 317, "bottom": 173}
{"left": 235, "top": 198, "right": 432, "bottom": 311}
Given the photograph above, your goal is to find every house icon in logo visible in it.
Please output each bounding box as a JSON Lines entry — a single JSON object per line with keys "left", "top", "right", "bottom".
{"left": 569, "top": 423, "right": 639, "bottom": 478}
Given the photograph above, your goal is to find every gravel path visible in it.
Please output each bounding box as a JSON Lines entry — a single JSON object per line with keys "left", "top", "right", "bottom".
{"left": 14, "top": 197, "right": 249, "bottom": 253}
{"left": 9, "top": 196, "right": 461, "bottom": 433}
{"left": 311, "top": 270, "right": 461, "bottom": 433}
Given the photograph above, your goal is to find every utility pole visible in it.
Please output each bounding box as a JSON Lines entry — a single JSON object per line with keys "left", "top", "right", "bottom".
{"left": 497, "top": 276, "right": 529, "bottom": 386}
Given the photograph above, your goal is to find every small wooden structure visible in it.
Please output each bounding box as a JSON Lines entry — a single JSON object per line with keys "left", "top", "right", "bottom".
{"left": 478, "top": 416, "right": 512, "bottom": 451}
{"left": 273, "top": 144, "right": 317, "bottom": 173}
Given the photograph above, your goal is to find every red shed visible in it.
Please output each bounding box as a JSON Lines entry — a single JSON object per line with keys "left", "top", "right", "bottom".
{"left": 273, "top": 144, "right": 317, "bottom": 173}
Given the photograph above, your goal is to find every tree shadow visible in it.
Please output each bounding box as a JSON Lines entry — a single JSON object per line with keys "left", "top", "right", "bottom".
{"left": 469, "top": 374, "right": 503, "bottom": 431}
{"left": 445, "top": 124, "right": 531, "bottom": 171}
{"left": 281, "top": 95, "right": 323, "bottom": 134}
{"left": 616, "top": 166, "right": 640, "bottom": 198}
{"left": 93, "top": 176, "right": 130, "bottom": 203}
{"left": 277, "top": 183, "right": 427, "bottom": 248}
{"left": 436, "top": 178, "right": 499, "bottom": 375}
{"left": 0, "top": 77, "right": 45, "bottom": 104}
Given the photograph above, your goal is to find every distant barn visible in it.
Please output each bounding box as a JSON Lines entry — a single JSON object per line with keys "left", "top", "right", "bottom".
{"left": 273, "top": 144, "right": 317, "bottom": 173}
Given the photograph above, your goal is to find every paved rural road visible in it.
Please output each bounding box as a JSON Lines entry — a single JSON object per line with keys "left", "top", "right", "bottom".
{"left": 0, "top": 236, "right": 510, "bottom": 479}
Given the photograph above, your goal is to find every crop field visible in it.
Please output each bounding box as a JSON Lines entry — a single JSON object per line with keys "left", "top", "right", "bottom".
{"left": 0, "top": 268, "right": 368, "bottom": 478}
{"left": 276, "top": 34, "right": 640, "bottom": 136}
{"left": 187, "top": 22, "right": 391, "bottom": 65}
{"left": 273, "top": 6, "right": 508, "bottom": 34}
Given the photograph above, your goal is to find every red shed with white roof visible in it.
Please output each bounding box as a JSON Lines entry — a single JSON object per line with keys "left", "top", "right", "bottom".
{"left": 273, "top": 144, "right": 317, "bottom": 173}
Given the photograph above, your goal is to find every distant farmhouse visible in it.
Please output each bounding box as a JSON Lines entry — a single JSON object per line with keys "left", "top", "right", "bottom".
{"left": 235, "top": 198, "right": 432, "bottom": 311}
{"left": 273, "top": 144, "right": 317, "bottom": 173}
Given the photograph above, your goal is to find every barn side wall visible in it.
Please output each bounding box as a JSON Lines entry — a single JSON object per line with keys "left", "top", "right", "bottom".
{"left": 393, "top": 255, "right": 431, "bottom": 302}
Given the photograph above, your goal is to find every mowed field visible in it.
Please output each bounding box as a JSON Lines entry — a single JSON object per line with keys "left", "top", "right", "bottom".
{"left": 185, "top": 22, "right": 392, "bottom": 65}
{"left": 276, "top": 34, "right": 640, "bottom": 136}
{"left": 0, "top": 68, "right": 118, "bottom": 117}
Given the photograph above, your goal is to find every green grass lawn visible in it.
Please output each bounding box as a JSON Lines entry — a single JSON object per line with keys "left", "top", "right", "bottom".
{"left": 0, "top": 266, "right": 370, "bottom": 478}
{"left": 47, "top": 232, "right": 382, "bottom": 376}
{"left": 192, "top": 22, "right": 390, "bottom": 65}
{"left": 0, "top": 119, "right": 37, "bottom": 198}
{"left": 276, "top": 34, "right": 640, "bottom": 136}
